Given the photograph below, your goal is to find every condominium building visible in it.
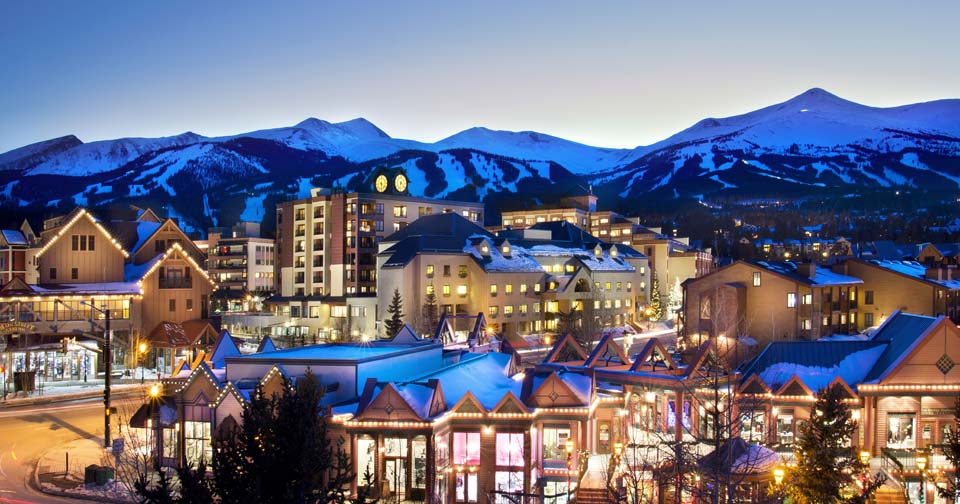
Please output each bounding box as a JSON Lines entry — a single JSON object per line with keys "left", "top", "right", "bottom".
{"left": 200, "top": 222, "right": 276, "bottom": 311}
{"left": 377, "top": 212, "right": 650, "bottom": 340}
{"left": 498, "top": 194, "right": 712, "bottom": 317}
{"left": 272, "top": 168, "right": 484, "bottom": 341}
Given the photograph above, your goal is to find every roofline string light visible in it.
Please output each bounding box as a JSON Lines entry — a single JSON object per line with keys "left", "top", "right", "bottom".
{"left": 36, "top": 209, "right": 130, "bottom": 259}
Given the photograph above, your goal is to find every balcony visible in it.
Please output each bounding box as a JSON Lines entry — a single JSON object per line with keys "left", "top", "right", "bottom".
{"left": 159, "top": 277, "right": 193, "bottom": 289}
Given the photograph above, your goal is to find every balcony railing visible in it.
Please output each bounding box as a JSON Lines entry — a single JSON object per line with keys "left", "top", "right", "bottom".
{"left": 159, "top": 277, "right": 193, "bottom": 289}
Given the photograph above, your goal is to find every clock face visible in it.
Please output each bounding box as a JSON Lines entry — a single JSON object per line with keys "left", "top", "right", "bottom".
{"left": 375, "top": 174, "right": 388, "bottom": 192}
{"left": 394, "top": 174, "right": 408, "bottom": 192}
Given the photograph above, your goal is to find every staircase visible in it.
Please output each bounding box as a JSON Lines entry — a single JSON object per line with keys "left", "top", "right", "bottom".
{"left": 874, "top": 488, "right": 907, "bottom": 504}
{"left": 576, "top": 487, "right": 615, "bottom": 504}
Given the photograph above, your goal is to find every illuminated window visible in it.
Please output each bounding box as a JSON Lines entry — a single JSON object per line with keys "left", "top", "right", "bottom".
{"left": 457, "top": 285, "right": 467, "bottom": 297}
{"left": 426, "top": 265, "right": 434, "bottom": 278}
{"left": 490, "top": 284, "right": 498, "bottom": 295}
{"left": 426, "top": 285, "right": 435, "bottom": 296}
{"left": 505, "top": 284, "right": 513, "bottom": 294}
{"left": 787, "top": 292, "right": 797, "bottom": 308}
{"left": 520, "top": 284, "right": 527, "bottom": 293}
{"left": 443, "top": 285, "right": 451, "bottom": 297}
{"left": 489, "top": 306, "right": 499, "bottom": 317}
{"left": 753, "top": 272, "right": 761, "bottom": 287}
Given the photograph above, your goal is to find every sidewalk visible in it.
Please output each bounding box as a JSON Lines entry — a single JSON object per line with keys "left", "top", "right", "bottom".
{"left": 35, "top": 437, "right": 133, "bottom": 503}
{"left": 1, "top": 367, "right": 162, "bottom": 408}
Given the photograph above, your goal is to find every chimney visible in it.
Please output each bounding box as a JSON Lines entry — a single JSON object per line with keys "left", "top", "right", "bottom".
{"left": 926, "top": 267, "right": 944, "bottom": 281}
{"left": 797, "top": 262, "right": 816, "bottom": 279}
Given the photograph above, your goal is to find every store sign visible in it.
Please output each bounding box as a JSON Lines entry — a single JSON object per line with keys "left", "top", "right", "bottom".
{"left": 0, "top": 321, "right": 35, "bottom": 336}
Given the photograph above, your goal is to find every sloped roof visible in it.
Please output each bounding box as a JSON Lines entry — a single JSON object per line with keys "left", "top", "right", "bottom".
{"left": 864, "top": 311, "right": 940, "bottom": 382}
{"left": 147, "top": 321, "right": 194, "bottom": 348}
{"left": 861, "top": 259, "right": 960, "bottom": 290}
{"left": 739, "top": 340, "right": 886, "bottom": 393}
{"left": 382, "top": 212, "right": 492, "bottom": 245}
{"left": 400, "top": 351, "right": 520, "bottom": 412}
{"left": 752, "top": 261, "right": 862, "bottom": 286}
{"left": 209, "top": 330, "right": 241, "bottom": 368}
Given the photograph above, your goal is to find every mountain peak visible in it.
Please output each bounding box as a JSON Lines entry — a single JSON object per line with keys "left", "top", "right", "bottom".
{"left": 336, "top": 117, "right": 390, "bottom": 139}
{"left": 783, "top": 87, "right": 855, "bottom": 109}
{"left": 295, "top": 117, "right": 332, "bottom": 129}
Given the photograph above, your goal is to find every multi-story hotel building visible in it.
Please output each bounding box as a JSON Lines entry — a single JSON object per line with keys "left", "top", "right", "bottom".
{"left": 498, "top": 194, "right": 712, "bottom": 316}
{"left": 0, "top": 206, "right": 214, "bottom": 382}
{"left": 272, "top": 168, "right": 484, "bottom": 341}
{"left": 681, "top": 260, "right": 863, "bottom": 355}
{"left": 200, "top": 222, "right": 276, "bottom": 310}
{"left": 377, "top": 212, "right": 650, "bottom": 340}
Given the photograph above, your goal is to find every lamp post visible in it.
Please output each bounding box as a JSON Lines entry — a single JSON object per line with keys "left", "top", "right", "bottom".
{"left": 149, "top": 383, "right": 161, "bottom": 469}
{"left": 917, "top": 453, "right": 927, "bottom": 504}
{"left": 565, "top": 439, "right": 575, "bottom": 501}
{"left": 773, "top": 466, "right": 785, "bottom": 503}
{"left": 138, "top": 341, "right": 147, "bottom": 384}
{"left": 81, "top": 300, "right": 112, "bottom": 448}
{"left": 859, "top": 450, "right": 871, "bottom": 496}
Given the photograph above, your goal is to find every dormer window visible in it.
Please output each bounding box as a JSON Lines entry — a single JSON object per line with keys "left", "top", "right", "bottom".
{"left": 610, "top": 246, "right": 618, "bottom": 258}
{"left": 594, "top": 246, "right": 602, "bottom": 257}
{"left": 501, "top": 245, "right": 510, "bottom": 255}
{"left": 481, "top": 245, "right": 489, "bottom": 254}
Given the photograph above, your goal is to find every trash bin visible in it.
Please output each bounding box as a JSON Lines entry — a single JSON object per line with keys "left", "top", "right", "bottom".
{"left": 95, "top": 466, "right": 114, "bottom": 485}
{"left": 84, "top": 464, "right": 99, "bottom": 484}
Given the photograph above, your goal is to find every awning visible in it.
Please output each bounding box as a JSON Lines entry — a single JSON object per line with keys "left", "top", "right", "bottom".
{"left": 129, "top": 397, "right": 178, "bottom": 429}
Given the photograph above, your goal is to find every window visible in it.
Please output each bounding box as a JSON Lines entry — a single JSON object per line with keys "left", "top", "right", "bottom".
{"left": 331, "top": 306, "right": 347, "bottom": 317}
{"left": 504, "top": 305, "right": 513, "bottom": 315}
{"left": 443, "top": 265, "right": 451, "bottom": 277}
{"left": 787, "top": 292, "right": 797, "bottom": 308}
{"left": 426, "top": 285, "right": 435, "bottom": 296}
{"left": 776, "top": 411, "right": 795, "bottom": 445}
{"left": 71, "top": 267, "right": 78, "bottom": 280}
{"left": 490, "top": 284, "right": 498, "bottom": 295}
{"left": 184, "top": 419, "right": 212, "bottom": 466}
{"left": 459, "top": 265, "right": 468, "bottom": 278}
{"left": 443, "top": 285, "right": 451, "bottom": 297}
{"left": 505, "top": 284, "right": 513, "bottom": 294}
{"left": 887, "top": 413, "right": 916, "bottom": 449}
{"left": 426, "top": 265, "right": 435, "bottom": 278}
{"left": 741, "top": 410, "right": 764, "bottom": 442}
{"left": 186, "top": 299, "right": 193, "bottom": 311}
{"left": 453, "top": 432, "right": 481, "bottom": 465}
{"left": 455, "top": 472, "right": 478, "bottom": 503}
{"left": 753, "top": 271, "right": 761, "bottom": 287}
{"left": 605, "top": 282, "right": 612, "bottom": 290}
{"left": 520, "top": 284, "right": 527, "bottom": 294}
{"left": 542, "top": 426, "right": 570, "bottom": 461}
{"left": 627, "top": 281, "right": 633, "bottom": 292}
{"left": 616, "top": 282, "right": 622, "bottom": 291}
{"left": 496, "top": 432, "right": 524, "bottom": 466}
{"left": 519, "top": 304, "right": 528, "bottom": 314}
{"left": 313, "top": 206, "right": 324, "bottom": 218}
{"left": 357, "top": 436, "right": 375, "bottom": 489}
{"left": 533, "top": 283, "right": 541, "bottom": 293}
{"left": 802, "top": 319, "right": 812, "bottom": 330}
{"left": 169, "top": 299, "right": 176, "bottom": 312}
{"left": 457, "top": 285, "right": 467, "bottom": 297}
{"left": 865, "top": 290, "right": 875, "bottom": 305}
{"left": 699, "top": 296, "right": 711, "bottom": 320}
{"left": 864, "top": 312, "right": 874, "bottom": 327}
{"left": 393, "top": 206, "right": 407, "bottom": 218}
{"left": 489, "top": 306, "right": 499, "bottom": 318}
{"left": 802, "top": 293, "right": 813, "bottom": 305}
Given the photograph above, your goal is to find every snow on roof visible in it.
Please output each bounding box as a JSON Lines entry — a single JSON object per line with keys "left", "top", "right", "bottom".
{"left": 1, "top": 230, "right": 27, "bottom": 245}
{"left": 235, "top": 341, "right": 436, "bottom": 362}
{"left": 400, "top": 352, "right": 521, "bottom": 412}
{"left": 26, "top": 282, "right": 141, "bottom": 296}
{"left": 757, "top": 345, "right": 886, "bottom": 392}
{"left": 132, "top": 221, "right": 162, "bottom": 254}
{"left": 867, "top": 260, "right": 960, "bottom": 289}
{"left": 463, "top": 240, "right": 543, "bottom": 273}
{"left": 754, "top": 261, "right": 862, "bottom": 286}
{"left": 124, "top": 255, "right": 162, "bottom": 282}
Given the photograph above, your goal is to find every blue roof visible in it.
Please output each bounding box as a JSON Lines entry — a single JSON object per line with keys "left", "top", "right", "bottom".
{"left": 235, "top": 340, "right": 437, "bottom": 362}
{"left": 740, "top": 340, "right": 886, "bottom": 392}
{"left": 864, "top": 311, "right": 939, "bottom": 382}
{"left": 1, "top": 230, "right": 27, "bottom": 245}
{"left": 753, "top": 261, "right": 863, "bottom": 286}
{"left": 400, "top": 352, "right": 521, "bottom": 411}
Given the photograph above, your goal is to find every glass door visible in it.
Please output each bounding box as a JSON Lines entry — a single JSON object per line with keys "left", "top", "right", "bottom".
{"left": 385, "top": 458, "right": 407, "bottom": 500}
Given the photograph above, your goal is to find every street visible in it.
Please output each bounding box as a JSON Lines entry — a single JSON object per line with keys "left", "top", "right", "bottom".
{"left": 0, "top": 398, "right": 138, "bottom": 504}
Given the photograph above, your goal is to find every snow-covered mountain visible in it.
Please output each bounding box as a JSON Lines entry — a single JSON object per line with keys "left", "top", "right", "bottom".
{"left": 2, "top": 88, "right": 959, "bottom": 233}
{"left": 602, "top": 88, "right": 960, "bottom": 198}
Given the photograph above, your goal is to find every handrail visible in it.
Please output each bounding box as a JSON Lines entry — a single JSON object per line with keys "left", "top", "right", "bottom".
{"left": 880, "top": 447, "right": 905, "bottom": 472}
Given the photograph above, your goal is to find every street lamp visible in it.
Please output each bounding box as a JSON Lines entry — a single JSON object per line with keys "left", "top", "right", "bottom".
{"left": 917, "top": 454, "right": 927, "bottom": 504}
{"left": 80, "top": 300, "right": 112, "bottom": 448}
{"left": 138, "top": 341, "right": 148, "bottom": 384}
{"left": 773, "top": 466, "right": 785, "bottom": 503}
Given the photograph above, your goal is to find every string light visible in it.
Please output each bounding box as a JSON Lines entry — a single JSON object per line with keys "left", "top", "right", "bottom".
{"left": 35, "top": 209, "right": 130, "bottom": 259}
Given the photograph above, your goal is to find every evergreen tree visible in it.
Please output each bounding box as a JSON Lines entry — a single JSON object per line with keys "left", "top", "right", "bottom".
{"left": 649, "top": 271, "right": 663, "bottom": 321}
{"left": 385, "top": 288, "right": 405, "bottom": 337}
{"left": 937, "top": 395, "right": 960, "bottom": 501}
{"left": 420, "top": 289, "right": 440, "bottom": 336}
{"left": 784, "top": 384, "right": 884, "bottom": 504}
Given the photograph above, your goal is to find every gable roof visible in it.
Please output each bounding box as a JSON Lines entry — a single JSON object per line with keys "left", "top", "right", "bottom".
{"left": 584, "top": 333, "right": 629, "bottom": 368}
{"left": 35, "top": 208, "right": 130, "bottom": 259}
{"left": 125, "top": 242, "right": 215, "bottom": 287}
{"left": 630, "top": 339, "right": 678, "bottom": 373}
{"left": 209, "top": 330, "right": 242, "bottom": 368}
{"left": 864, "top": 311, "right": 942, "bottom": 382}
{"left": 542, "top": 333, "right": 589, "bottom": 364}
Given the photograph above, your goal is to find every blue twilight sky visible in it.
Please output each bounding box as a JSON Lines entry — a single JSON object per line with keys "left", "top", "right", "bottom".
{"left": 1, "top": 0, "right": 958, "bottom": 154}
